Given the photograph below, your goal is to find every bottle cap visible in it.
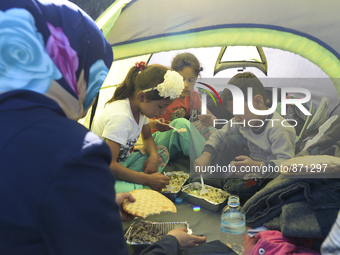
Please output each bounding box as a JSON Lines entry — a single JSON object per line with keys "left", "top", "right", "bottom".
{"left": 175, "top": 197, "right": 183, "bottom": 204}
{"left": 228, "top": 195, "right": 240, "bottom": 207}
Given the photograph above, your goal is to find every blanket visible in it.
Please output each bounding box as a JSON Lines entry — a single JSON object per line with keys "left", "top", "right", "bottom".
{"left": 297, "top": 116, "right": 340, "bottom": 156}
{"left": 241, "top": 175, "right": 340, "bottom": 238}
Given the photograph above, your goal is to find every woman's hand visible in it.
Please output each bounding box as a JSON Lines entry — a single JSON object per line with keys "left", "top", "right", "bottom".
{"left": 145, "top": 172, "right": 170, "bottom": 191}
{"left": 115, "top": 193, "right": 136, "bottom": 222}
{"left": 167, "top": 228, "right": 207, "bottom": 249}
{"left": 143, "top": 154, "right": 159, "bottom": 174}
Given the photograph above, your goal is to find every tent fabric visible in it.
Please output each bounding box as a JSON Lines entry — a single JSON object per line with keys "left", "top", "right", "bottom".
{"left": 110, "top": 28, "right": 340, "bottom": 82}
{"left": 97, "top": 0, "right": 340, "bottom": 96}
{"left": 96, "top": 0, "right": 130, "bottom": 39}
{"left": 103, "top": 0, "right": 340, "bottom": 57}
{"left": 81, "top": 1, "right": 340, "bottom": 127}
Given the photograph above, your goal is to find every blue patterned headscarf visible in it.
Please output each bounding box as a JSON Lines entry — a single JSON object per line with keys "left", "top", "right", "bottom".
{"left": 0, "top": 0, "right": 113, "bottom": 120}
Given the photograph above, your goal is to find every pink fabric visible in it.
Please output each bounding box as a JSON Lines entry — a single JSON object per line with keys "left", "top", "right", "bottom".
{"left": 244, "top": 231, "right": 320, "bottom": 255}
{"left": 46, "top": 23, "right": 78, "bottom": 94}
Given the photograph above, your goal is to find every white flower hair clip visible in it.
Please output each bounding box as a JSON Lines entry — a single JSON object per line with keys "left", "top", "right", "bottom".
{"left": 142, "top": 70, "right": 184, "bottom": 99}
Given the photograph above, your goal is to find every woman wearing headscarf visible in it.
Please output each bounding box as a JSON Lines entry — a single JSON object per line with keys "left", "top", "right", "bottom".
{"left": 0, "top": 1, "right": 206, "bottom": 255}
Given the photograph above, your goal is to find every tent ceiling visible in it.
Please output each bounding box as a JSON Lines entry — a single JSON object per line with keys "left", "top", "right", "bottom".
{"left": 97, "top": 0, "right": 340, "bottom": 95}
{"left": 92, "top": 0, "right": 340, "bottom": 121}
{"left": 105, "top": 0, "right": 340, "bottom": 60}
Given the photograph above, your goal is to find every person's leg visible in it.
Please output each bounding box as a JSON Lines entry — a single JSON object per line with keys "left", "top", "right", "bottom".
{"left": 191, "top": 119, "right": 217, "bottom": 141}
{"left": 210, "top": 133, "right": 249, "bottom": 167}
{"left": 114, "top": 145, "right": 169, "bottom": 193}
{"left": 192, "top": 133, "right": 249, "bottom": 192}
{"left": 114, "top": 180, "right": 144, "bottom": 194}
{"left": 207, "top": 133, "right": 265, "bottom": 204}
{"left": 122, "top": 145, "right": 169, "bottom": 172}
{"left": 152, "top": 118, "right": 207, "bottom": 161}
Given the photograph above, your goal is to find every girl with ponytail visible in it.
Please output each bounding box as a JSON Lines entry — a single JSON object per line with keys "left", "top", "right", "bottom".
{"left": 92, "top": 62, "right": 184, "bottom": 193}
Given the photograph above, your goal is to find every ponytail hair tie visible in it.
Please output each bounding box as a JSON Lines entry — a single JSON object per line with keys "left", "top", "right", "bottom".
{"left": 135, "top": 61, "right": 146, "bottom": 71}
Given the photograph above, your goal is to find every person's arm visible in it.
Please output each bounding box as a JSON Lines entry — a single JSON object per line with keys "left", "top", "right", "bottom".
{"left": 194, "top": 151, "right": 213, "bottom": 169}
{"left": 150, "top": 118, "right": 172, "bottom": 132}
{"left": 149, "top": 119, "right": 158, "bottom": 129}
{"left": 139, "top": 228, "right": 207, "bottom": 255}
{"left": 101, "top": 114, "right": 150, "bottom": 183}
{"left": 232, "top": 155, "right": 265, "bottom": 177}
{"left": 140, "top": 235, "right": 180, "bottom": 255}
{"left": 141, "top": 123, "right": 159, "bottom": 174}
{"left": 106, "top": 139, "right": 169, "bottom": 191}
{"left": 106, "top": 139, "right": 148, "bottom": 183}
{"left": 271, "top": 132, "right": 296, "bottom": 165}
{"left": 268, "top": 128, "right": 296, "bottom": 166}
{"left": 203, "top": 119, "right": 233, "bottom": 154}
{"left": 190, "top": 90, "right": 202, "bottom": 113}
{"left": 194, "top": 120, "right": 235, "bottom": 171}
{"left": 198, "top": 109, "right": 217, "bottom": 126}
{"left": 167, "top": 228, "right": 207, "bottom": 249}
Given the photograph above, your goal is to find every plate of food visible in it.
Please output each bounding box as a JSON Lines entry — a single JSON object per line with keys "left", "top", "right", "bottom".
{"left": 182, "top": 182, "right": 229, "bottom": 212}
{"left": 125, "top": 220, "right": 190, "bottom": 251}
{"left": 161, "top": 171, "right": 190, "bottom": 199}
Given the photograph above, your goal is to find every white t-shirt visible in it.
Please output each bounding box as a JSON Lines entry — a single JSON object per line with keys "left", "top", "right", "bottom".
{"left": 92, "top": 98, "right": 149, "bottom": 163}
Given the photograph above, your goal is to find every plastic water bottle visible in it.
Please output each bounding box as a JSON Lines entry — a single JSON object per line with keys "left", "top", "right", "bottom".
{"left": 220, "top": 195, "right": 246, "bottom": 254}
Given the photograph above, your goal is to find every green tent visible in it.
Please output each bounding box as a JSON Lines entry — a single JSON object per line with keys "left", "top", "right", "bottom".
{"left": 80, "top": 0, "right": 340, "bottom": 126}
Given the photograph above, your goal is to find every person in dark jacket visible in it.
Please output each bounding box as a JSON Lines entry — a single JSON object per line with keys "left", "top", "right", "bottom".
{"left": 0, "top": 1, "right": 206, "bottom": 254}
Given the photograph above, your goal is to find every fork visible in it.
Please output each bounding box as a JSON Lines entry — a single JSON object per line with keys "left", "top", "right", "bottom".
{"left": 200, "top": 174, "right": 208, "bottom": 195}
{"left": 155, "top": 119, "right": 187, "bottom": 133}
